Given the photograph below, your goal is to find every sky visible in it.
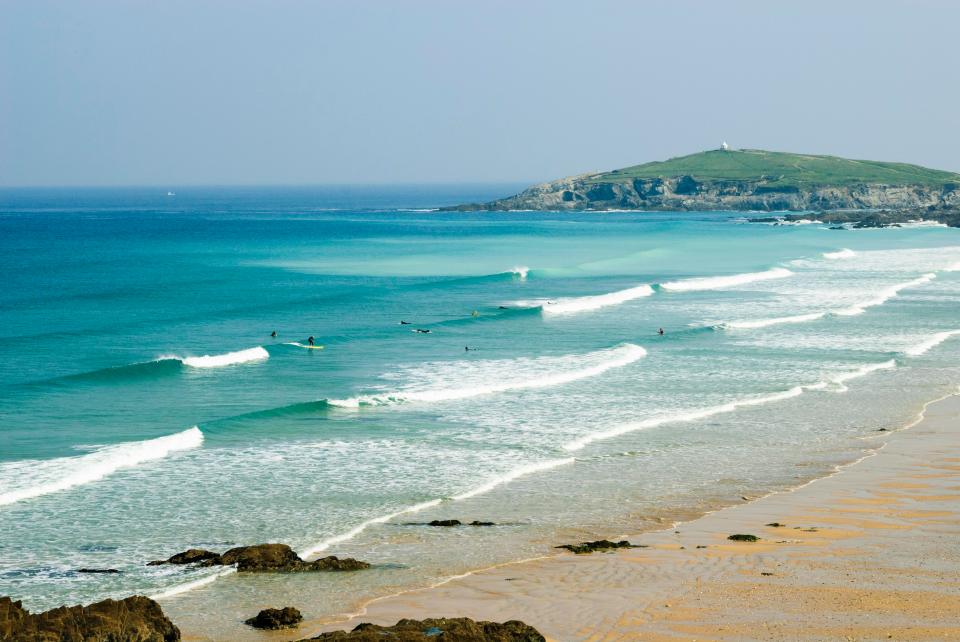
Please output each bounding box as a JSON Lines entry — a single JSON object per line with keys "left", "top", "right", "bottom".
{"left": 1, "top": 0, "right": 958, "bottom": 187}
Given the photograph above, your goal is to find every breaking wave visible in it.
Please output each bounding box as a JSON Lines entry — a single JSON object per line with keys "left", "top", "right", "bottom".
{"left": 327, "top": 343, "right": 646, "bottom": 408}
{"left": 659, "top": 267, "right": 793, "bottom": 292}
{"left": 179, "top": 346, "right": 270, "bottom": 368}
{"left": 0, "top": 427, "right": 203, "bottom": 507}
{"left": 541, "top": 284, "right": 655, "bottom": 315}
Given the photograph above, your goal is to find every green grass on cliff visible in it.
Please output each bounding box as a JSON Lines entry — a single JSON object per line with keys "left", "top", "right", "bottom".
{"left": 590, "top": 149, "right": 960, "bottom": 187}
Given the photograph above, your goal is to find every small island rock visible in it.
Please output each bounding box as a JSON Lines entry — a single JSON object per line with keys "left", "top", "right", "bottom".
{"left": 0, "top": 595, "right": 179, "bottom": 642}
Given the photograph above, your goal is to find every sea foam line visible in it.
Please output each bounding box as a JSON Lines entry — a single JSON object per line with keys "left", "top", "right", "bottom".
{"left": 724, "top": 273, "right": 938, "bottom": 329}
{"left": 0, "top": 427, "right": 203, "bottom": 507}
{"left": 179, "top": 346, "right": 269, "bottom": 368}
{"left": 299, "top": 457, "right": 574, "bottom": 559}
{"left": 327, "top": 343, "right": 646, "bottom": 408}
{"left": 659, "top": 267, "right": 793, "bottom": 292}
{"left": 902, "top": 330, "right": 960, "bottom": 357}
{"left": 150, "top": 566, "right": 237, "bottom": 601}
{"left": 563, "top": 359, "right": 898, "bottom": 452}
{"left": 541, "top": 284, "right": 654, "bottom": 315}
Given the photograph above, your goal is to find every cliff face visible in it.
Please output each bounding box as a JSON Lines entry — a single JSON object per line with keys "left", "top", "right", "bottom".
{"left": 446, "top": 175, "right": 960, "bottom": 212}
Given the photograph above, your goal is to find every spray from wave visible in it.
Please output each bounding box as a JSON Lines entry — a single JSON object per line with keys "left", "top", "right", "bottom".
{"left": 327, "top": 343, "right": 646, "bottom": 408}
{"left": 659, "top": 267, "right": 793, "bottom": 292}
{"left": 0, "top": 427, "right": 203, "bottom": 507}
{"left": 178, "top": 346, "right": 269, "bottom": 368}
{"left": 822, "top": 248, "right": 856, "bottom": 260}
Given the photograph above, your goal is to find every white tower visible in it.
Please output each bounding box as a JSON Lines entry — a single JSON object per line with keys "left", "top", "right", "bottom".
{"left": 720, "top": 141, "right": 729, "bottom": 151}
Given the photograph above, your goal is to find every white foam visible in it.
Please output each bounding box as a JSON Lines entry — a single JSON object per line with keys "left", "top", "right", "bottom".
{"left": 508, "top": 266, "right": 529, "bottom": 280}
{"left": 150, "top": 567, "right": 236, "bottom": 601}
{"left": 0, "top": 427, "right": 203, "bottom": 507}
{"left": 452, "top": 458, "right": 575, "bottom": 500}
{"left": 541, "top": 284, "right": 654, "bottom": 315}
{"left": 660, "top": 268, "right": 793, "bottom": 292}
{"left": 563, "top": 359, "right": 897, "bottom": 451}
{"left": 902, "top": 330, "right": 960, "bottom": 357}
{"left": 946, "top": 261, "right": 960, "bottom": 272}
{"left": 328, "top": 343, "right": 646, "bottom": 408}
{"left": 822, "top": 248, "right": 856, "bottom": 260}
{"left": 180, "top": 346, "right": 269, "bottom": 368}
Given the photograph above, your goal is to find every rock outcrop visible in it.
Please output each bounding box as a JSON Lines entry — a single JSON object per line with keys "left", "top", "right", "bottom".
{"left": 0, "top": 595, "right": 180, "bottom": 642}
{"left": 441, "top": 149, "right": 960, "bottom": 215}
{"left": 301, "top": 617, "right": 545, "bottom": 641}
{"left": 245, "top": 607, "right": 303, "bottom": 630}
{"left": 555, "top": 539, "right": 644, "bottom": 554}
{"left": 148, "top": 544, "right": 370, "bottom": 572}
{"left": 447, "top": 175, "right": 960, "bottom": 213}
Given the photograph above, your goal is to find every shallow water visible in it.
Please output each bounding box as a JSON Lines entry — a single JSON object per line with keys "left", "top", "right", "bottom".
{"left": 1, "top": 187, "right": 958, "bottom": 637}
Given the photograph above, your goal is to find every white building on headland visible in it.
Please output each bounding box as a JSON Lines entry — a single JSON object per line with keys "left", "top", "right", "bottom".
{"left": 720, "top": 141, "right": 729, "bottom": 151}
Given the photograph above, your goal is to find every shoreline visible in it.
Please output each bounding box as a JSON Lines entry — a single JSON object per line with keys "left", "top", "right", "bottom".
{"left": 292, "top": 389, "right": 960, "bottom": 641}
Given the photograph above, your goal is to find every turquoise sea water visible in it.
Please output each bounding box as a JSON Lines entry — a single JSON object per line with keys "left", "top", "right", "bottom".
{"left": 1, "top": 186, "right": 959, "bottom": 638}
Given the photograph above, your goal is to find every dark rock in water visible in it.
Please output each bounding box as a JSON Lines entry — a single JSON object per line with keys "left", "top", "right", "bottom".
{"left": 727, "top": 534, "right": 759, "bottom": 542}
{"left": 301, "top": 617, "right": 545, "bottom": 641}
{"left": 428, "top": 519, "right": 462, "bottom": 527}
{"left": 765, "top": 523, "right": 785, "bottom": 528}
{"left": 147, "top": 548, "right": 220, "bottom": 566}
{"left": 0, "top": 595, "right": 180, "bottom": 641}
{"left": 76, "top": 568, "right": 121, "bottom": 574}
{"left": 245, "top": 607, "right": 303, "bottom": 630}
{"left": 469, "top": 521, "right": 496, "bottom": 526}
{"left": 150, "top": 544, "right": 369, "bottom": 572}
{"left": 556, "top": 539, "right": 644, "bottom": 554}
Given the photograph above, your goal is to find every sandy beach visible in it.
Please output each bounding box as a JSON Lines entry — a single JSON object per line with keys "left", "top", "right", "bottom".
{"left": 296, "top": 391, "right": 960, "bottom": 641}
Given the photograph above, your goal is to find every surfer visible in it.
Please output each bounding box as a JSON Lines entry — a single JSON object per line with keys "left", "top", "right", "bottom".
{"left": 416, "top": 328, "right": 431, "bottom": 334}
{"left": 471, "top": 310, "right": 479, "bottom": 317}
{"left": 399, "top": 320, "right": 412, "bottom": 325}
{"left": 658, "top": 328, "right": 664, "bottom": 336}
{"left": 498, "top": 306, "right": 508, "bottom": 310}
{"left": 271, "top": 330, "right": 277, "bottom": 338}
{"left": 308, "top": 336, "right": 315, "bottom": 346}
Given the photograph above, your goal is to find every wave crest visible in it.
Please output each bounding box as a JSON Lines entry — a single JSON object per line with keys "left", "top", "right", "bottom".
{"left": 180, "top": 347, "right": 269, "bottom": 368}
{"left": 823, "top": 248, "right": 856, "bottom": 260}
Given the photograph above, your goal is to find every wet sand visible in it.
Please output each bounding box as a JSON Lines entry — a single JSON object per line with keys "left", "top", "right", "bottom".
{"left": 301, "top": 392, "right": 960, "bottom": 641}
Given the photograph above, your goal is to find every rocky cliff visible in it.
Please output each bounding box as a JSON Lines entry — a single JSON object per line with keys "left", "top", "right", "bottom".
{"left": 443, "top": 149, "right": 960, "bottom": 212}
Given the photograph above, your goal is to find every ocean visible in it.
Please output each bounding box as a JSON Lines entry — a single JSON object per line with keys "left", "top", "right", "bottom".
{"left": 1, "top": 186, "right": 958, "bottom": 638}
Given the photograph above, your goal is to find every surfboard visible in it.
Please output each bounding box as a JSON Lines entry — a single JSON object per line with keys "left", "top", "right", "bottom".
{"left": 285, "top": 342, "right": 325, "bottom": 350}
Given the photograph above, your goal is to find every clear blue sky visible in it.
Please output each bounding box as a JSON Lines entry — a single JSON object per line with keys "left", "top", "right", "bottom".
{"left": 1, "top": 0, "right": 958, "bottom": 187}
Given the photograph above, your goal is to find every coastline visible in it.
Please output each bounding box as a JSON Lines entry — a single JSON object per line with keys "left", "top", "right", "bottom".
{"left": 292, "top": 390, "right": 960, "bottom": 641}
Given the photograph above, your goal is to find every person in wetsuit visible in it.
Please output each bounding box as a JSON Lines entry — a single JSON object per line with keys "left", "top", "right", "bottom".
{"left": 308, "top": 336, "right": 315, "bottom": 346}
{"left": 658, "top": 328, "right": 664, "bottom": 335}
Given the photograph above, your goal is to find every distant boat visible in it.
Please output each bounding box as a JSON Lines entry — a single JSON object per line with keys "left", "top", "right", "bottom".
{"left": 167, "top": 191, "right": 176, "bottom": 197}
